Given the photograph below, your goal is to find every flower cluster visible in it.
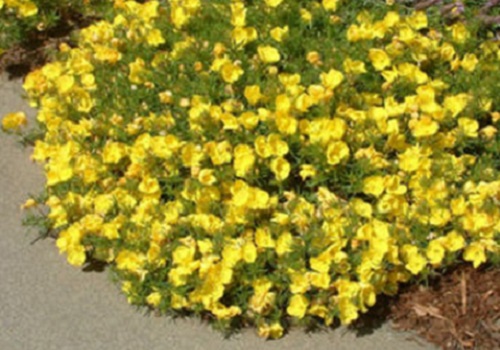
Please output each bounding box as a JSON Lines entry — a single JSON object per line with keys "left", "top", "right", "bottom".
{"left": 7, "top": 0, "right": 500, "bottom": 338}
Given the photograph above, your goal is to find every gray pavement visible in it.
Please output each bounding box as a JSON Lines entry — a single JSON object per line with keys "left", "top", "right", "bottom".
{"left": 0, "top": 73, "right": 436, "bottom": 350}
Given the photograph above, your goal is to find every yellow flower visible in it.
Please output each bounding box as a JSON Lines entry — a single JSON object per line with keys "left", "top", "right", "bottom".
{"left": 233, "top": 144, "right": 256, "bottom": 177}
{"left": 426, "top": 239, "right": 446, "bottom": 265}
{"left": 289, "top": 270, "right": 310, "bottom": 294}
{"left": 230, "top": 2, "right": 246, "bottom": 27}
{"left": 55, "top": 75, "right": 75, "bottom": 94}
{"left": 146, "top": 292, "right": 162, "bottom": 307}
{"left": 129, "top": 58, "right": 147, "bottom": 84}
{"left": 368, "top": 49, "right": 391, "bottom": 71}
{"left": 268, "top": 322, "right": 284, "bottom": 339}
{"left": 275, "top": 231, "right": 293, "bottom": 256}
{"left": 197, "top": 239, "right": 213, "bottom": 256}
{"left": 56, "top": 224, "right": 81, "bottom": 254}
{"left": 275, "top": 114, "right": 298, "bottom": 135}
{"left": 270, "top": 26, "right": 288, "bottom": 42}
{"left": 460, "top": 53, "right": 478, "bottom": 72}
{"left": 326, "top": 141, "right": 350, "bottom": 166}
{"left": 116, "top": 250, "right": 146, "bottom": 271}
{"left": 172, "top": 244, "right": 196, "bottom": 266}
{"left": 239, "top": 111, "right": 259, "bottom": 130}
{"left": 481, "top": 126, "right": 497, "bottom": 140}
{"left": 170, "top": 293, "right": 188, "bottom": 309}
{"left": 158, "top": 90, "right": 173, "bottom": 104}
{"left": 338, "top": 297, "right": 359, "bottom": 325}
{"left": 402, "top": 245, "right": 427, "bottom": 275}
{"left": 220, "top": 62, "right": 244, "bottom": 83}
{"left": 170, "top": 4, "right": 188, "bottom": 28}
{"left": 181, "top": 143, "right": 204, "bottom": 168}
{"left": 309, "top": 272, "right": 331, "bottom": 289}
{"left": 222, "top": 242, "right": 242, "bottom": 267}
{"left": 2, "top": 111, "right": 27, "bottom": 132}
{"left": 211, "top": 303, "right": 241, "bottom": 320}
{"left": 287, "top": 294, "right": 309, "bottom": 319}
{"left": 46, "top": 159, "right": 74, "bottom": 187}
{"left": 408, "top": 115, "right": 439, "bottom": 138}
{"left": 449, "top": 22, "right": 469, "bottom": 43}
{"left": 383, "top": 11, "right": 400, "bottom": 26}
{"left": 306, "top": 51, "right": 322, "bottom": 66}
{"left": 102, "top": 222, "right": 120, "bottom": 240}
{"left": 322, "top": 0, "right": 339, "bottom": 11}
{"left": 257, "top": 321, "right": 283, "bottom": 339}
{"left": 231, "top": 180, "right": 252, "bottom": 207}
{"left": 205, "top": 140, "right": 232, "bottom": 165}
{"left": 310, "top": 249, "right": 332, "bottom": 273}
{"left": 359, "top": 284, "right": 376, "bottom": 312}
{"left": 255, "top": 226, "right": 275, "bottom": 249}
{"left": 440, "top": 42, "right": 456, "bottom": 61}
{"left": 137, "top": 1, "right": 160, "bottom": 21}
{"left": 198, "top": 169, "right": 217, "bottom": 186}
{"left": 416, "top": 84, "right": 436, "bottom": 108}
{"left": 429, "top": 207, "right": 451, "bottom": 227}
{"left": 463, "top": 242, "right": 486, "bottom": 268}
{"left": 491, "top": 111, "right": 500, "bottom": 123}
{"left": 300, "top": 8, "right": 312, "bottom": 23}
{"left": 458, "top": 117, "right": 479, "bottom": 138}
{"left": 275, "top": 94, "right": 291, "bottom": 112}
{"left": 18, "top": 1, "right": 38, "bottom": 17}
{"left": 242, "top": 241, "right": 257, "bottom": 263}
{"left": 257, "top": 45, "right": 281, "bottom": 63}
{"left": 320, "top": 69, "right": 344, "bottom": 90}
{"left": 146, "top": 28, "right": 165, "bottom": 47}
{"left": 363, "top": 175, "right": 385, "bottom": 197}
{"left": 343, "top": 58, "right": 366, "bottom": 75}
{"left": 264, "top": 0, "right": 283, "bottom": 7}
{"left": 299, "top": 164, "right": 317, "bottom": 180}
{"left": 406, "top": 11, "right": 427, "bottom": 30}
{"left": 270, "top": 157, "right": 291, "bottom": 181}
{"left": 244, "top": 85, "right": 262, "bottom": 106}
{"left": 138, "top": 177, "right": 160, "bottom": 195}
{"left": 252, "top": 188, "right": 271, "bottom": 209}
{"left": 102, "top": 141, "right": 127, "bottom": 165}
{"left": 250, "top": 278, "right": 275, "bottom": 314}
{"left": 268, "top": 134, "right": 289, "bottom": 156}
{"left": 231, "top": 26, "right": 258, "bottom": 46}
{"left": 221, "top": 112, "right": 239, "bottom": 130}
{"left": 67, "top": 245, "right": 86, "bottom": 266}
{"left": 168, "top": 267, "right": 189, "bottom": 286}
{"left": 21, "top": 198, "right": 37, "bottom": 210}
{"left": 443, "top": 93, "right": 470, "bottom": 118}
{"left": 94, "top": 194, "right": 114, "bottom": 216}
{"left": 351, "top": 198, "right": 372, "bottom": 218}
{"left": 398, "top": 145, "right": 424, "bottom": 173}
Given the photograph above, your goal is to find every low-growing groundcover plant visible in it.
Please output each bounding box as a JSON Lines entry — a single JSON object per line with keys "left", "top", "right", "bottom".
{"left": 3, "top": 0, "right": 500, "bottom": 339}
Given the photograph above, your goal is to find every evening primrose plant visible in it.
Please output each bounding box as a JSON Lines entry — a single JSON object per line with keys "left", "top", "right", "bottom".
{"left": 3, "top": 0, "right": 500, "bottom": 338}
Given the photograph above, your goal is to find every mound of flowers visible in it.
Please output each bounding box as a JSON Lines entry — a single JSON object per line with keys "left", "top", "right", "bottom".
{"left": 3, "top": 0, "right": 500, "bottom": 338}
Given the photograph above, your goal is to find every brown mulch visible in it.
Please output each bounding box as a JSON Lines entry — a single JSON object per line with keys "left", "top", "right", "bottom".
{"left": 0, "top": 37, "right": 62, "bottom": 79}
{"left": 389, "top": 265, "right": 500, "bottom": 350}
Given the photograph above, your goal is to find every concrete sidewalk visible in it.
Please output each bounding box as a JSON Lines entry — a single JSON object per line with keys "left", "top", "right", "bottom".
{"left": 0, "top": 73, "right": 436, "bottom": 350}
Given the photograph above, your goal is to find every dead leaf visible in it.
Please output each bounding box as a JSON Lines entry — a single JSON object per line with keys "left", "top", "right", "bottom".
{"left": 412, "top": 304, "right": 447, "bottom": 320}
